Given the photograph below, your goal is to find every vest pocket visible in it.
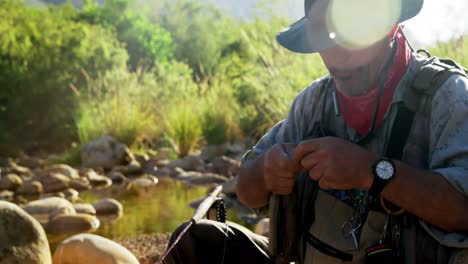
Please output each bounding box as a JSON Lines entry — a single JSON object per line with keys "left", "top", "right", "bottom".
{"left": 305, "top": 190, "right": 358, "bottom": 264}
{"left": 304, "top": 191, "right": 388, "bottom": 264}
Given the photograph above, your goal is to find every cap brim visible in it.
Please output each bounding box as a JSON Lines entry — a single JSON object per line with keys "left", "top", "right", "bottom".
{"left": 276, "top": 17, "right": 336, "bottom": 54}
{"left": 277, "top": 0, "right": 423, "bottom": 53}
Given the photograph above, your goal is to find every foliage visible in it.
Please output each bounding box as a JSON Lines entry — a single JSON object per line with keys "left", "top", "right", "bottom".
{"left": 80, "top": 0, "right": 174, "bottom": 70}
{"left": 152, "top": 0, "right": 238, "bottom": 81}
{"left": 0, "top": 0, "right": 127, "bottom": 153}
{"left": 75, "top": 69, "right": 158, "bottom": 147}
{"left": 200, "top": 79, "right": 243, "bottom": 145}
{"left": 2, "top": 0, "right": 468, "bottom": 156}
{"left": 165, "top": 102, "right": 203, "bottom": 157}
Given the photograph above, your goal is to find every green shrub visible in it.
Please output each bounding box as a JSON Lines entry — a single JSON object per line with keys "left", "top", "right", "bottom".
{"left": 200, "top": 79, "right": 243, "bottom": 145}
{"left": 165, "top": 102, "right": 203, "bottom": 157}
{"left": 80, "top": 0, "right": 174, "bottom": 70}
{"left": 75, "top": 69, "right": 158, "bottom": 147}
{"left": 152, "top": 0, "right": 238, "bottom": 81}
{"left": 0, "top": 0, "right": 128, "bottom": 154}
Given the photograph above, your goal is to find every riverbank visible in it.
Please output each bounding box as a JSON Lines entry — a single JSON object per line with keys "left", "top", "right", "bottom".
{"left": 116, "top": 233, "right": 171, "bottom": 264}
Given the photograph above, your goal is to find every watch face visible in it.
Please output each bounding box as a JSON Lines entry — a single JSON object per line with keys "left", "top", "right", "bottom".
{"left": 376, "top": 160, "right": 394, "bottom": 180}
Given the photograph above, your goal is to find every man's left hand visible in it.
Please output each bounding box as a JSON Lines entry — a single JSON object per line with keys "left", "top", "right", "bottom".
{"left": 293, "top": 137, "right": 378, "bottom": 190}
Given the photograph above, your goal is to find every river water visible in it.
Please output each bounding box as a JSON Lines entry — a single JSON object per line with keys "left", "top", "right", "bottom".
{"left": 79, "top": 178, "right": 247, "bottom": 240}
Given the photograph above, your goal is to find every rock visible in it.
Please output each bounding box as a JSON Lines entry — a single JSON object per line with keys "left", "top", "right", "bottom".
{"left": 132, "top": 176, "right": 158, "bottom": 188}
{"left": 0, "top": 201, "right": 52, "bottom": 264}
{"left": 0, "top": 190, "right": 14, "bottom": 201}
{"left": 208, "top": 156, "right": 240, "bottom": 178}
{"left": 73, "top": 204, "right": 96, "bottom": 215}
{"left": 126, "top": 160, "right": 143, "bottom": 175}
{"left": 83, "top": 169, "right": 112, "bottom": 189}
{"left": 52, "top": 234, "right": 139, "bottom": 264}
{"left": 153, "top": 167, "right": 176, "bottom": 178}
{"left": 108, "top": 172, "right": 127, "bottom": 185}
{"left": 0, "top": 173, "right": 23, "bottom": 190}
{"left": 40, "top": 192, "right": 65, "bottom": 199}
{"left": 45, "top": 214, "right": 100, "bottom": 235}
{"left": 177, "top": 171, "right": 228, "bottom": 185}
{"left": 227, "top": 142, "right": 245, "bottom": 155}
{"left": 40, "top": 173, "right": 70, "bottom": 193}
{"left": 69, "top": 178, "right": 91, "bottom": 191}
{"left": 222, "top": 176, "right": 238, "bottom": 195}
{"left": 15, "top": 155, "right": 45, "bottom": 170}
{"left": 200, "top": 145, "right": 227, "bottom": 161}
{"left": 7, "top": 160, "right": 33, "bottom": 177}
{"left": 168, "top": 155, "right": 205, "bottom": 172}
{"left": 254, "top": 218, "right": 270, "bottom": 236}
{"left": 46, "top": 164, "right": 79, "bottom": 179}
{"left": 63, "top": 188, "right": 79, "bottom": 202}
{"left": 134, "top": 153, "right": 149, "bottom": 167}
{"left": 81, "top": 135, "right": 135, "bottom": 169}
{"left": 17, "top": 180, "right": 43, "bottom": 195}
{"left": 92, "top": 198, "right": 123, "bottom": 216}
{"left": 22, "top": 197, "right": 76, "bottom": 225}
{"left": 130, "top": 176, "right": 158, "bottom": 194}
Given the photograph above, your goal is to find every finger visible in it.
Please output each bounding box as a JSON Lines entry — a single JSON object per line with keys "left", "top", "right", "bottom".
{"left": 318, "top": 179, "right": 331, "bottom": 190}
{"left": 300, "top": 151, "right": 327, "bottom": 170}
{"left": 293, "top": 139, "right": 321, "bottom": 163}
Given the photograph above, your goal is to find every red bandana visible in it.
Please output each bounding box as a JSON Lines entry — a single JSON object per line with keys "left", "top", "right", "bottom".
{"left": 335, "top": 30, "right": 410, "bottom": 135}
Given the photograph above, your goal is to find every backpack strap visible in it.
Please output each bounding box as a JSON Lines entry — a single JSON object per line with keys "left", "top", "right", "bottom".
{"left": 411, "top": 56, "right": 468, "bottom": 116}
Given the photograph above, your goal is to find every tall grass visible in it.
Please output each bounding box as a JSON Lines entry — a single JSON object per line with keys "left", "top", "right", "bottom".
{"left": 165, "top": 102, "right": 203, "bottom": 157}
{"left": 75, "top": 69, "right": 158, "bottom": 147}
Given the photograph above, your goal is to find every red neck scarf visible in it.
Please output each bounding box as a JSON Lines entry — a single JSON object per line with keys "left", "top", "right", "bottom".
{"left": 335, "top": 30, "right": 410, "bottom": 135}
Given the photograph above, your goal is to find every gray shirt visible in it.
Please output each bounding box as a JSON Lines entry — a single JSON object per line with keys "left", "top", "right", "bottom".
{"left": 243, "top": 52, "right": 468, "bottom": 246}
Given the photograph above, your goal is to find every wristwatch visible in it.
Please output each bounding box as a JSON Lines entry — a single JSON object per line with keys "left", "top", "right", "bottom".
{"left": 369, "top": 158, "right": 396, "bottom": 196}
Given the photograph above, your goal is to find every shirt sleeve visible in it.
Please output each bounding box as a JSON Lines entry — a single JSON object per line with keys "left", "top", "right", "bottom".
{"left": 420, "top": 74, "right": 468, "bottom": 246}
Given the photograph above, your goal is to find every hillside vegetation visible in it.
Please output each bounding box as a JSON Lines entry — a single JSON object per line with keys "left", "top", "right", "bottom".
{"left": 0, "top": 0, "right": 466, "bottom": 156}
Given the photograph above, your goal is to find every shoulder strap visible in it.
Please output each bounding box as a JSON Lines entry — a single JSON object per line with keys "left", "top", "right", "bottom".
{"left": 412, "top": 56, "right": 468, "bottom": 116}
{"left": 388, "top": 56, "right": 467, "bottom": 160}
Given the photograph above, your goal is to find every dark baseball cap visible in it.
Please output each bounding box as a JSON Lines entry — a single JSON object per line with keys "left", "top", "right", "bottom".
{"left": 277, "top": 0, "right": 424, "bottom": 53}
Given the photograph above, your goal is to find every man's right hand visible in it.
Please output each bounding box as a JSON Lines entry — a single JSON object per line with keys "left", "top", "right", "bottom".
{"left": 263, "top": 143, "right": 303, "bottom": 195}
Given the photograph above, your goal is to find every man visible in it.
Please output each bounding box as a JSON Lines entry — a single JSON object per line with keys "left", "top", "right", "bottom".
{"left": 165, "top": 0, "right": 468, "bottom": 263}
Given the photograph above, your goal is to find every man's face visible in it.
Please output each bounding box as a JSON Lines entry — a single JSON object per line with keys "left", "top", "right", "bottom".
{"left": 319, "top": 38, "right": 389, "bottom": 96}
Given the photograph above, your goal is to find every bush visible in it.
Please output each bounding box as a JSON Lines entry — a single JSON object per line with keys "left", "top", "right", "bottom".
{"left": 165, "top": 102, "right": 203, "bottom": 157}
{"left": 152, "top": 0, "right": 238, "bottom": 81}
{"left": 0, "top": 0, "right": 128, "bottom": 154}
{"left": 80, "top": 0, "right": 174, "bottom": 70}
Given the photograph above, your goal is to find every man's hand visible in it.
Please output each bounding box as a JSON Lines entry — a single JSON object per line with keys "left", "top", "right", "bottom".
{"left": 263, "top": 143, "right": 303, "bottom": 195}
{"left": 293, "top": 137, "right": 377, "bottom": 190}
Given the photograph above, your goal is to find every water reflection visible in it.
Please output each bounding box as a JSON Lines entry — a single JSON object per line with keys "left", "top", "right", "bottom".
{"left": 80, "top": 178, "right": 239, "bottom": 240}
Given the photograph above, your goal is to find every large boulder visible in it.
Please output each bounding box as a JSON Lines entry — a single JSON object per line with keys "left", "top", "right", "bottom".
{"left": 0, "top": 174, "right": 23, "bottom": 191}
{"left": 0, "top": 201, "right": 52, "bottom": 264}
{"left": 22, "top": 197, "right": 76, "bottom": 225}
{"left": 45, "top": 214, "right": 100, "bottom": 235}
{"left": 52, "top": 234, "right": 139, "bottom": 264}
{"left": 81, "top": 135, "right": 135, "bottom": 169}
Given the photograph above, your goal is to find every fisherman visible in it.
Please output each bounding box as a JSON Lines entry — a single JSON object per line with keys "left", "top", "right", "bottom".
{"left": 164, "top": 0, "right": 468, "bottom": 263}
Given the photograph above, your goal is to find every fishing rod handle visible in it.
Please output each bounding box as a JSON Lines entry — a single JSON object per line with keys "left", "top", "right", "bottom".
{"left": 191, "top": 185, "right": 223, "bottom": 222}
